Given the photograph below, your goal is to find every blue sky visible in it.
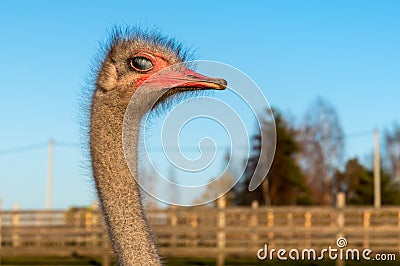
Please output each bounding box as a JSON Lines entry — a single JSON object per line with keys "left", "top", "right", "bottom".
{"left": 0, "top": 1, "right": 399, "bottom": 209}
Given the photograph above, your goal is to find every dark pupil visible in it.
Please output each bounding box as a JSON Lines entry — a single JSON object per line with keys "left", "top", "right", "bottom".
{"left": 130, "top": 57, "right": 153, "bottom": 71}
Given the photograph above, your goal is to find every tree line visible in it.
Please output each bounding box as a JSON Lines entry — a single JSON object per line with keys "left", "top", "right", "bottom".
{"left": 230, "top": 97, "right": 400, "bottom": 206}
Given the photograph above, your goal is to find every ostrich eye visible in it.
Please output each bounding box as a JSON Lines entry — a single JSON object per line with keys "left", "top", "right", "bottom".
{"left": 129, "top": 56, "right": 154, "bottom": 72}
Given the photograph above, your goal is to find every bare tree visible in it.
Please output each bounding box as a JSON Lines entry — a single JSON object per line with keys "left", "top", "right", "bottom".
{"left": 298, "top": 97, "right": 345, "bottom": 205}
{"left": 385, "top": 124, "right": 400, "bottom": 185}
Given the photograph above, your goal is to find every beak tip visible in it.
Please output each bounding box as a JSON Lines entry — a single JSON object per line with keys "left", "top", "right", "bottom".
{"left": 214, "top": 78, "right": 228, "bottom": 90}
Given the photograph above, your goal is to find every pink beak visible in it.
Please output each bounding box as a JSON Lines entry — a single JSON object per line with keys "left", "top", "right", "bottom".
{"left": 144, "top": 67, "right": 227, "bottom": 91}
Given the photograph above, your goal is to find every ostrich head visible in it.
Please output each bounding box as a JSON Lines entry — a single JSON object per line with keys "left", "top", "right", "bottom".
{"left": 95, "top": 30, "right": 227, "bottom": 109}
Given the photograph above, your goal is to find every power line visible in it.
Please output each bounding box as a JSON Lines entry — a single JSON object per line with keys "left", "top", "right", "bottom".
{"left": 56, "top": 141, "right": 80, "bottom": 148}
{"left": 0, "top": 140, "right": 80, "bottom": 156}
{"left": 298, "top": 129, "right": 374, "bottom": 143}
{"left": 0, "top": 129, "right": 376, "bottom": 156}
{"left": 345, "top": 130, "right": 374, "bottom": 139}
{"left": 0, "top": 142, "right": 48, "bottom": 156}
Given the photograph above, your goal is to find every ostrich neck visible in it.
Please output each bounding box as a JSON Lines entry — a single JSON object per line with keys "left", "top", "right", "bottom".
{"left": 90, "top": 90, "right": 161, "bottom": 265}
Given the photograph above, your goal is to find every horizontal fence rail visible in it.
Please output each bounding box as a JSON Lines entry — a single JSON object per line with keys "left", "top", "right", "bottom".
{"left": 0, "top": 201, "right": 399, "bottom": 265}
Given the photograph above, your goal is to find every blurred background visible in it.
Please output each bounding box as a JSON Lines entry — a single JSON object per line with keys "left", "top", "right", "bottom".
{"left": 0, "top": 1, "right": 399, "bottom": 265}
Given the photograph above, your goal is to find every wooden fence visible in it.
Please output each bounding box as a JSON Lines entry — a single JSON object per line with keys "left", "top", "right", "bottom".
{"left": 0, "top": 199, "right": 399, "bottom": 265}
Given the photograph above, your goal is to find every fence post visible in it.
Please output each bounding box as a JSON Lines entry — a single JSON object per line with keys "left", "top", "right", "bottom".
{"left": 250, "top": 201, "right": 259, "bottom": 248}
{"left": 169, "top": 205, "right": 178, "bottom": 248}
{"left": 217, "top": 195, "right": 226, "bottom": 266}
{"left": 190, "top": 212, "right": 199, "bottom": 247}
{"left": 267, "top": 210, "right": 274, "bottom": 243}
{"left": 336, "top": 192, "right": 345, "bottom": 266}
{"left": 85, "top": 209, "right": 97, "bottom": 247}
{"left": 92, "top": 202, "right": 101, "bottom": 246}
{"left": 85, "top": 209, "right": 92, "bottom": 229}
{"left": 363, "top": 211, "right": 370, "bottom": 249}
{"left": 305, "top": 211, "right": 312, "bottom": 248}
{"left": 12, "top": 203, "right": 20, "bottom": 247}
{"left": 287, "top": 211, "right": 293, "bottom": 242}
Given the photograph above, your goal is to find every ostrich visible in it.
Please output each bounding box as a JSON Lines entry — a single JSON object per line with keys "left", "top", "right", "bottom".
{"left": 89, "top": 28, "right": 227, "bottom": 265}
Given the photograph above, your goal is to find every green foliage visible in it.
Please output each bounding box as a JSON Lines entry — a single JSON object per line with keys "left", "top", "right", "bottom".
{"left": 335, "top": 158, "right": 373, "bottom": 204}
{"left": 381, "top": 169, "right": 400, "bottom": 204}
{"left": 335, "top": 158, "right": 400, "bottom": 205}
{"left": 234, "top": 109, "right": 313, "bottom": 206}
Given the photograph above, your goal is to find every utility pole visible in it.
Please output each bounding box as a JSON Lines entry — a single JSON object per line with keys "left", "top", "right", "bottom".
{"left": 46, "top": 139, "right": 54, "bottom": 210}
{"left": 374, "top": 129, "right": 381, "bottom": 208}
